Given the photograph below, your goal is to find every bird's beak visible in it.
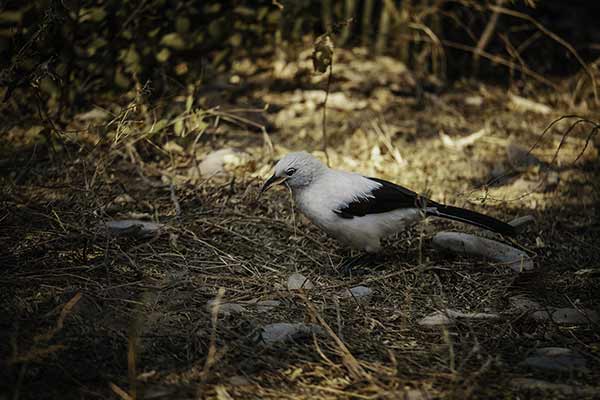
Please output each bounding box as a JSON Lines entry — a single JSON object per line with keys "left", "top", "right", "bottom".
{"left": 260, "top": 174, "right": 287, "bottom": 194}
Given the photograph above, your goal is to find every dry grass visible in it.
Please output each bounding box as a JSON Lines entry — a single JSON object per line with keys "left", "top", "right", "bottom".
{"left": 1, "top": 49, "right": 600, "bottom": 400}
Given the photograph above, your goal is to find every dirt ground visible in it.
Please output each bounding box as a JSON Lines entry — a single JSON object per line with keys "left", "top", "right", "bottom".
{"left": 1, "top": 49, "right": 599, "bottom": 399}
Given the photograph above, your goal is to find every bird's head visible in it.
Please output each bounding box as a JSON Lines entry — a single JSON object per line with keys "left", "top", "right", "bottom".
{"left": 261, "top": 151, "right": 326, "bottom": 193}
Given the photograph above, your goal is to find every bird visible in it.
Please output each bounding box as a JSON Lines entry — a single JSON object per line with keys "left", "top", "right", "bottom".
{"left": 261, "top": 151, "right": 516, "bottom": 269}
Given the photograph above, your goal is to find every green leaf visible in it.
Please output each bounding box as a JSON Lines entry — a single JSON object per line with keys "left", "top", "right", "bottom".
{"left": 190, "top": 112, "right": 208, "bottom": 133}
{"left": 229, "top": 33, "right": 242, "bottom": 47}
{"left": 160, "top": 33, "right": 185, "bottom": 50}
{"left": 149, "top": 119, "right": 168, "bottom": 136}
{"left": 148, "top": 27, "right": 160, "bottom": 38}
{"left": 119, "top": 46, "right": 140, "bottom": 73}
{"left": 80, "top": 7, "right": 106, "bottom": 22}
{"left": 175, "top": 17, "right": 190, "bottom": 33}
{"left": 87, "top": 37, "right": 107, "bottom": 56}
{"left": 156, "top": 48, "right": 170, "bottom": 63}
{"left": 173, "top": 119, "right": 185, "bottom": 136}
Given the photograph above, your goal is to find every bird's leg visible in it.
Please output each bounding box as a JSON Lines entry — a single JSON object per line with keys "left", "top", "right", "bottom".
{"left": 338, "top": 252, "right": 381, "bottom": 276}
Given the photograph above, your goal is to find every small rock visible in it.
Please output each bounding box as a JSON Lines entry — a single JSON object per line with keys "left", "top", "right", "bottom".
{"left": 104, "top": 219, "right": 162, "bottom": 238}
{"left": 75, "top": 108, "right": 110, "bottom": 121}
{"left": 506, "top": 142, "right": 543, "bottom": 171}
{"left": 439, "top": 128, "right": 488, "bottom": 150}
{"left": 287, "top": 273, "right": 314, "bottom": 290}
{"left": 418, "top": 311, "right": 454, "bottom": 327}
{"left": 206, "top": 300, "right": 245, "bottom": 316}
{"left": 340, "top": 286, "right": 373, "bottom": 300}
{"left": 261, "top": 323, "right": 324, "bottom": 344}
{"left": 195, "top": 148, "right": 247, "bottom": 178}
{"left": 418, "top": 309, "right": 499, "bottom": 327}
{"left": 113, "top": 194, "right": 135, "bottom": 205}
{"left": 228, "top": 375, "right": 250, "bottom": 386}
{"left": 464, "top": 95, "right": 483, "bottom": 107}
{"left": 509, "top": 298, "right": 599, "bottom": 324}
{"left": 432, "top": 232, "right": 534, "bottom": 272}
{"left": 255, "top": 300, "right": 281, "bottom": 312}
{"left": 508, "top": 94, "right": 552, "bottom": 115}
{"left": 522, "top": 347, "right": 586, "bottom": 372}
{"left": 531, "top": 307, "right": 599, "bottom": 324}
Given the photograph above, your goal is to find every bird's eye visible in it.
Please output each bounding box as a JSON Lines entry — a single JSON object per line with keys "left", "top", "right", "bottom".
{"left": 285, "top": 168, "right": 296, "bottom": 176}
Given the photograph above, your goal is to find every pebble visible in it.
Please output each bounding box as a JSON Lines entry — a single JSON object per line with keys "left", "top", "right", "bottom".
{"left": 432, "top": 232, "right": 534, "bottom": 272}
{"left": 418, "top": 309, "right": 500, "bottom": 327}
{"left": 104, "top": 219, "right": 162, "bottom": 237}
{"left": 509, "top": 296, "right": 598, "bottom": 324}
{"left": 340, "top": 286, "right": 373, "bottom": 300}
{"left": 287, "top": 273, "right": 314, "bottom": 290}
{"left": 506, "top": 142, "right": 543, "bottom": 171}
{"left": 522, "top": 347, "right": 586, "bottom": 372}
{"left": 531, "top": 307, "right": 599, "bottom": 324}
{"left": 261, "top": 323, "right": 324, "bottom": 344}
{"left": 255, "top": 300, "right": 281, "bottom": 312}
{"left": 206, "top": 300, "right": 245, "bottom": 316}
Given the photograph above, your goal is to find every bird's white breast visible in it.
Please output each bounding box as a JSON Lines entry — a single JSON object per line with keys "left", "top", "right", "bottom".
{"left": 293, "top": 170, "right": 401, "bottom": 251}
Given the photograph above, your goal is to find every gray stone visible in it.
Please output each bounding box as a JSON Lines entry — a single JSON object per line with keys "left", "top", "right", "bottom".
{"left": 104, "top": 219, "right": 162, "bottom": 237}
{"left": 255, "top": 300, "right": 281, "bottom": 312}
{"left": 432, "top": 232, "right": 534, "bottom": 272}
{"left": 287, "top": 273, "right": 314, "bottom": 290}
{"left": 522, "top": 347, "right": 586, "bottom": 372}
{"left": 340, "top": 286, "right": 373, "bottom": 300}
{"left": 206, "top": 300, "right": 245, "bottom": 316}
{"left": 531, "top": 307, "right": 599, "bottom": 324}
{"left": 261, "top": 323, "right": 324, "bottom": 344}
{"left": 506, "top": 142, "right": 543, "bottom": 171}
{"left": 419, "top": 309, "right": 500, "bottom": 327}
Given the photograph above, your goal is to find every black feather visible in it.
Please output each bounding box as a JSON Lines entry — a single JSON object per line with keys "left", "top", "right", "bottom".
{"left": 334, "top": 177, "right": 437, "bottom": 217}
{"left": 333, "top": 177, "right": 516, "bottom": 236}
{"left": 426, "top": 205, "right": 516, "bottom": 236}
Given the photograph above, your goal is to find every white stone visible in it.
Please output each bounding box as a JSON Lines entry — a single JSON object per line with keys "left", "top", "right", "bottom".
{"left": 196, "top": 148, "right": 247, "bottom": 178}
{"left": 255, "top": 300, "right": 281, "bottom": 312}
{"left": 531, "top": 307, "right": 599, "bottom": 324}
{"left": 287, "top": 273, "right": 314, "bottom": 290}
{"left": 340, "top": 286, "right": 373, "bottom": 300}
{"left": 261, "top": 323, "right": 324, "bottom": 344}
{"left": 104, "top": 219, "right": 162, "bottom": 237}
{"left": 432, "top": 232, "right": 534, "bottom": 272}
{"left": 419, "top": 309, "right": 500, "bottom": 327}
{"left": 508, "top": 94, "right": 552, "bottom": 114}
{"left": 522, "top": 347, "right": 586, "bottom": 372}
{"left": 206, "top": 300, "right": 245, "bottom": 316}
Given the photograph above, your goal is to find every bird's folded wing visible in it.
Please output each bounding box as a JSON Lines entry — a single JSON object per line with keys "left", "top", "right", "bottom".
{"left": 334, "top": 177, "right": 437, "bottom": 218}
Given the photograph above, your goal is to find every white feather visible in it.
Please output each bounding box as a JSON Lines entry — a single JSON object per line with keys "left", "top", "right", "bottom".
{"left": 294, "top": 169, "right": 424, "bottom": 252}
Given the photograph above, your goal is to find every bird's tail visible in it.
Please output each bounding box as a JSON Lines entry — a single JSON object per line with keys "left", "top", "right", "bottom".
{"left": 427, "top": 204, "right": 516, "bottom": 236}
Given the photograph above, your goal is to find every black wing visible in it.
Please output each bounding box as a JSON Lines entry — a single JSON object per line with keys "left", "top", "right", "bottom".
{"left": 333, "top": 177, "right": 436, "bottom": 219}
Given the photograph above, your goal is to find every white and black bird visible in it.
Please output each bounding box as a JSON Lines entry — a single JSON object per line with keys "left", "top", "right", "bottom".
{"left": 261, "top": 151, "right": 515, "bottom": 267}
